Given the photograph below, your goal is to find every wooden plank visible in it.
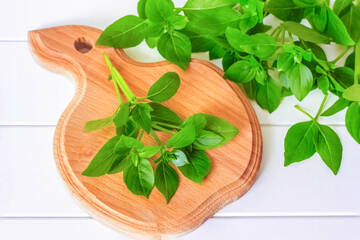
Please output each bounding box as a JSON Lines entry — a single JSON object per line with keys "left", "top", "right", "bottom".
{"left": 0, "top": 42, "right": 347, "bottom": 125}
{"left": 1, "top": 217, "right": 359, "bottom": 240}
{"left": 1, "top": 126, "right": 359, "bottom": 217}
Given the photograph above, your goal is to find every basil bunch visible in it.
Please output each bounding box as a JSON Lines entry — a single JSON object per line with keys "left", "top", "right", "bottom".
{"left": 96, "top": 0, "right": 360, "bottom": 175}
{"left": 82, "top": 54, "right": 238, "bottom": 203}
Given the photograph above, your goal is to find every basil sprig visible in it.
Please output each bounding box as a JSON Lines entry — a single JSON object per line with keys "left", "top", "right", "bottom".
{"left": 82, "top": 54, "right": 239, "bottom": 203}
{"left": 96, "top": 0, "right": 360, "bottom": 175}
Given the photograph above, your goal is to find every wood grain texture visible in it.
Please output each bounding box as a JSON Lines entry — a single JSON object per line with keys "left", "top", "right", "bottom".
{"left": 28, "top": 25, "right": 262, "bottom": 239}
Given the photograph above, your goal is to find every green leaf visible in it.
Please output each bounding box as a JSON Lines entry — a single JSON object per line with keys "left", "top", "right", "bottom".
{"left": 331, "top": 67, "right": 354, "bottom": 89}
{"left": 147, "top": 72, "right": 180, "bottom": 102}
{"left": 157, "top": 31, "right": 191, "bottom": 70}
{"left": 114, "top": 135, "right": 143, "bottom": 155}
{"left": 193, "top": 130, "right": 224, "bottom": 150}
{"left": 345, "top": 102, "right": 360, "bottom": 144}
{"left": 197, "top": 113, "right": 239, "bottom": 148}
{"left": 108, "top": 155, "right": 132, "bottom": 174}
{"left": 178, "top": 149, "right": 211, "bottom": 184}
{"left": 116, "top": 118, "right": 139, "bottom": 138}
{"left": 182, "top": 0, "right": 237, "bottom": 10}
{"left": 167, "top": 124, "right": 196, "bottom": 148}
{"left": 288, "top": 63, "right": 314, "bottom": 101}
{"left": 113, "top": 102, "right": 130, "bottom": 128}
{"left": 281, "top": 21, "right": 331, "bottom": 44}
{"left": 333, "top": 0, "right": 352, "bottom": 16}
{"left": 225, "top": 28, "right": 277, "bottom": 59}
{"left": 155, "top": 161, "right": 179, "bottom": 203}
{"left": 148, "top": 102, "right": 183, "bottom": 127}
{"left": 145, "top": 36, "right": 160, "bottom": 48}
{"left": 277, "top": 52, "right": 296, "bottom": 72}
{"left": 138, "top": 146, "right": 162, "bottom": 158}
{"left": 239, "top": 15, "right": 258, "bottom": 33}
{"left": 315, "top": 124, "right": 342, "bottom": 175}
{"left": 145, "top": 0, "right": 174, "bottom": 22}
{"left": 189, "top": 36, "right": 216, "bottom": 52}
{"left": 317, "top": 75, "right": 330, "bottom": 95}
{"left": 255, "top": 77, "right": 282, "bottom": 113}
{"left": 308, "top": 6, "right": 328, "bottom": 32}
{"left": 82, "top": 136, "right": 120, "bottom": 177}
{"left": 181, "top": 114, "right": 207, "bottom": 131}
{"left": 321, "top": 98, "right": 350, "bottom": 117}
{"left": 209, "top": 44, "right": 227, "bottom": 60}
{"left": 265, "top": 0, "right": 305, "bottom": 22}
{"left": 224, "top": 60, "right": 258, "bottom": 83}
{"left": 345, "top": 52, "right": 355, "bottom": 69}
{"left": 284, "top": 121, "right": 318, "bottom": 166}
{"left": 168, "top": 15, "right": 188, "bottom": 30}
{"left": 96, "top": 15, "right": 146, "bottom": 48}
{"left": 83, "top": 115, "right": 114, "bottom": 132}
{"left": 137, "top": 0, "right": 147, "bottom": 19}
{"left": 183, "top": 7, "right": 242, "bottom": 36}
{"left": 123, "top": 158, "right": 154, "bottom": 198}
{"left": 132, "top": 103, "right": 153, "bottom": 133}
{"left": 145, "top": 21, "right": 165, "bottom": 37}
{"left": 325, "top": 8, "right": 355, "bottom": 46}
{"left": 343, "top": 84, "right": 360, "bottom": 101}
{"left": 341, "top": 4, "right": 360, "bottom": 42}
{"left": 170, "top": 150, "right": 189, "bottom": 166}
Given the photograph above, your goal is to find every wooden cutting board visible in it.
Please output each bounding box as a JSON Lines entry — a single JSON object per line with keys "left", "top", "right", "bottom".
{"left": 28, "top": 25, "right": 262, "bottom": 239}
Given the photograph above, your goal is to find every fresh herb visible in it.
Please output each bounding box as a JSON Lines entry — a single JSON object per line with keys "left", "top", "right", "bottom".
{"left": 96, "top": 0, "right": 360, "bottom": 175}
{"left": 82, "top": 54, "right": 239, "bottom": 203}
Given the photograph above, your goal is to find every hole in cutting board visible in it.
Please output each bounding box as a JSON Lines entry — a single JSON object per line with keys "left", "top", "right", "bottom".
{"left": 74, "top": 37, "right": 93, "bottom": 54}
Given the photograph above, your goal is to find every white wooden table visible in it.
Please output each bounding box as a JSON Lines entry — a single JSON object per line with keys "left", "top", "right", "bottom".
{"left": 1, "top": 1, "right": 359, "bottom": 239}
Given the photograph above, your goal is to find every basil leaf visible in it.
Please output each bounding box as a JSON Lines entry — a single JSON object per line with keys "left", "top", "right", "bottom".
{"left": 108, "top": 155, "right": 132, "bottom": 175}
{"left": 123, "top": 136, "right": 144, "bottom": 150}
{"left": 189, "top": 36, "right": 217, "bottom": 52}
{"left": 145, "top": 0, "right": 174, "bottom": 22}
{"left": 281, "top": 21, "right": 331, "bottom": 44}
{"left": 116, "top": 118, "right": 139, "bottom": 137}
{"left": 239, "top": 15, "right": 258, "bottom": 33}
{"left": 193, "top": 130, "right": 224, "bottom": 150}
{"left": 321, "top": 98, "right": 350, "bottom": 117}
{"left": 343, "top": 84, "right": 360, "bottom": 102}
{"left": 123, "top": 158, "right": 154, "bottom": 198}
{"left": 96, "top": 15, "right": 146, "bottom": 48}
{"left": 145, "top": 36, "right": 159, "bottom": 48}
{"left": 83, "top": 115, "right": 114, "bottom": 132}
{"left": 181, "top": 114, "right": 207, "bottom": 131}
{"left": 255, "top": 77, "right": 282, "bottom": 113}
{"left": 284, "top": 121, "right": 318, "bottom": 166}
{"left": 182, "top": 0, "right": 237, "bottom": 10}
{"left": 325, "top": 8, "right": 355, "bottom": 46}
{"left": 224, "top": 60, "right": 258, "bottom": 83}
{"left": 183, "top": 8, "right": 241, "bottom": 36}
{"left": 82, "top": 136, "right": 120, "bottom": 177}
{"left": 114, "top": 135, "right": 135, "bottom": 155}
{"left": 209, "top": 44, "right": 227, "bottom": 60}
{"left": 341, "top": 4, "right": 360, "bottom": 42}
{"left": 147, "top": 72, "right": 180, "bottom": 103}
{"left": 178, "top": 149, "right": 211, "bottom": 184}
{"left": 288, "top": 63, "right": 314, "bottom": 101}
{"left": 315, "top": 124, "right": 342, "bottom": 175}
{"left": 345, "top": 102, "right": 360, "bottom": 144}
{"left": 168, "top": 15, "right": 188, "bottom": 30}
{"left": 167, "top": 124, "right": 196, "bottom": 148}
{"left": 155, "top": 161, "right": 179, "bottom": 203}
{"left": 170, "top": 150, "right": 189, "bottom": 166}
{"left": 222, "top": 53, "right": 237, "bottom": 72}
{"left": 145, "top": 21, "right": 165, "bottom": 37}
{"left": 113, "top": 102, "right": 130, "bottom": 128}
{"left": 265, "top": 0, "right": 305, "bottom": 22}
{"left": 148, "top": 102, "right": 183, "bottom": 127}
{"left": 331, "top": 67, "right": 354, "bottom": 89}
{"left": 225, "top": 28, "right": 277, "bottom": 59}
{"left": 333, "top": 0, "right": 352, "bottom": 16}
{"left": 308, "top": 7, "right": 328, "bottom": 32}
{"left": 138, "top": 146, "right": 162, "bottom": 158}
{"left": 198, "top": 113, "right": 239, "bottom": 148}
{"left": 317, "top": 75, "right": 330, "bottom": 95}
{"left": 137, "top": 0, "right": 147, "bottom": 19}
{"left": 277, "top": 52, "right": 296, "bottom": 72}
{"left": 157, "top": 31, "right": 191, "bottom": 70}
{"left": 345, "top": 52, "right": 355, "bottom": 69}
{"left": 132, "top": 103, "right": 153, "bottom": 133}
